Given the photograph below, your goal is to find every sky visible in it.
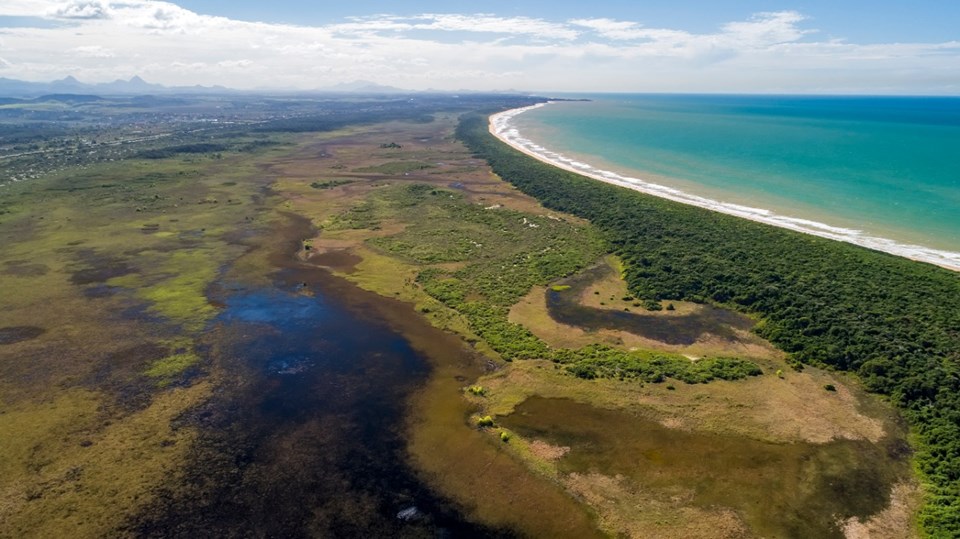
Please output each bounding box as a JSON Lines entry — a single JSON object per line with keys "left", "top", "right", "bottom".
{"left": 1, "top": 0, "right": 958, "bottom": 94}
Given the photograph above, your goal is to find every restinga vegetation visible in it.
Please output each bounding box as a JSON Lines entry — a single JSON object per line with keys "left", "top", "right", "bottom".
{"left": 458, "top": 111, "right": 960, "bottom": 536}
{"left": 332, "top": 181, "right": 765, "bottom": 385}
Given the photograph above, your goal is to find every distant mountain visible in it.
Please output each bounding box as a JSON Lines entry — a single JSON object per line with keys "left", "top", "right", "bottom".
{"left": 37, "top": 94, "right": 105, "bottom": 103}
{"left": 0, "top": 75, "right": 229, "bottom": 97}
{"left": 0, "top": 75, "right": 418, "bottom": 97}
{"left": 97, "top": 75, "right": 163, "bottom": 94}
{"left": 317, "top": 80, "right": 409, "bottom": 94}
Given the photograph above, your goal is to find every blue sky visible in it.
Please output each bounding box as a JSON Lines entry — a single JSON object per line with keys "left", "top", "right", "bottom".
{"left": 1, "top": 1, "right": 958, "bottom": 94}
{"left": 174, "top": 0, "right": 960, "bottom": 44}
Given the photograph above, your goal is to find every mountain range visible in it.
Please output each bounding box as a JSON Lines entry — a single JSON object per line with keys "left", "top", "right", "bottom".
{"left": 0, "top": 75, "right": 412, "bottom": 97}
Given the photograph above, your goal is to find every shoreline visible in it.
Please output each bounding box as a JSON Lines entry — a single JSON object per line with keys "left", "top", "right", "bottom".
{"left": 490, "top": 103, "right": 960, "bottom": 273}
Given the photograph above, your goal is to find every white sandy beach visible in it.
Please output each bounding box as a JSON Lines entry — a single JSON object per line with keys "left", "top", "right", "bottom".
{"left": 490, "top": 103, "right": 960, "bottom": 273}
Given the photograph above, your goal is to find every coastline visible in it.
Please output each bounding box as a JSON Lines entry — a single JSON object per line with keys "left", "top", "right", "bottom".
{"left": 490, "top": 103, "right": 960, "bottom": 273}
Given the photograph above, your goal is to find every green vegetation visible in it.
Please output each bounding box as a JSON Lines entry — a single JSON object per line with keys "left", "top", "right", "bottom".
{"left": 325, "top": 199, "right": 380, "bottom": 230}
{"left": 477, "top": 415, "right": 495, "bottom": 427}
{"left": 0, "top": 126, "right": 290, "bottom": 535}
{"left": 331, "top": 182, "right": 762, "bottom": 385}
{"left": 354, "top": 161, "right": 435, "bottom": 175}
{"left": 310, "top": 179, "right": 355, "bottom": 189}
{"left": 145, "top": 351, "right": 201, "bottom": 380}
{"left": 468, "top": 385, "right": 486, "bottom": 396}
{"left": 137, "top": 143, "right": 228, "bottom": 159}
{"left": 557, "top": 345, "right": 762, "bottom": 384}
{"left": 458, "top": 111, "right": 960, "bottom": 536}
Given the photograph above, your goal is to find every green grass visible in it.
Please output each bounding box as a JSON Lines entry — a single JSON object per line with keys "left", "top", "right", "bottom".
{"left": 145, "top": 352, "right": 201, "bottom": 379}
{"left": 310, "top": 179, "right": 355, "bottom": 189}
{"left": 324, "top": 199, "right": 380, "bottom": 230}
{"left": 353, "top": 161, "right": 435, "bottom": 174}
{"left": 332, "top": 182, "right": 762, "bottom": 385}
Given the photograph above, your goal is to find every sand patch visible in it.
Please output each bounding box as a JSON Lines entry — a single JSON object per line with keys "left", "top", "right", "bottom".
{"left": 528, "top": 439, "right": 570, "bottom": 461}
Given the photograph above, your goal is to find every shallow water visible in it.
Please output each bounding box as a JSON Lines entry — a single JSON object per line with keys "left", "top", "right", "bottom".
{"left": 129, "top": 268, "right": 509, "bottom": 536}
{"left": 502, "top": 396, "right": 911, "bottom": 538}
{"left": 547, "top": 263, "right": 754, "bottom": 345}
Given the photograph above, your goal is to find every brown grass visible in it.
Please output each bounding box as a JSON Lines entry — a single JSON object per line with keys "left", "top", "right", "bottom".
{"left": 478, "top": 360, "right": 887, "bottom": 445}
{"left": 527, "top": 440, "right": 571, "bottom": 461}
{"left": 564, "top": 472, "right": 750, "bottom": 539}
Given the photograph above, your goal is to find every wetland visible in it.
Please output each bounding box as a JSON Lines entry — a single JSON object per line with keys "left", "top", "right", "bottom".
{"left": 0, "top": 95, "right": 920, "bottom": 538}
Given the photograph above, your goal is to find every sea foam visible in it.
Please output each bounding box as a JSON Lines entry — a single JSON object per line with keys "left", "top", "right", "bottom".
{"left": 490, "top": 103, "right": 960, "bottom": 272}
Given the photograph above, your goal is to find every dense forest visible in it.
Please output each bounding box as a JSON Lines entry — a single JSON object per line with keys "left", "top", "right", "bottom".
{"left": 457, "top": 112, "right": 960, "bottom": 536}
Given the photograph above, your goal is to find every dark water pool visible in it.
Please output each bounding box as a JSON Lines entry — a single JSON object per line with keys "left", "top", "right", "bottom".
{"left": 130, "top": 271, "right": 510, "bottom": 537}
{"left": 546, "top": 263, "right": 753, "bottom": 345}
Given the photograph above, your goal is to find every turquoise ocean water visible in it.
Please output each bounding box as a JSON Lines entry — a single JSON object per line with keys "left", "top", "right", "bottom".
{"left": 499, "top": 95, "right": 960, "bottom": 268}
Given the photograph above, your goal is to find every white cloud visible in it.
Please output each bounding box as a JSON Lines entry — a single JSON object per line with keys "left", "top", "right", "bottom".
{"left": 570, "top": 11, "right": 811, "bottom": 55}
{"left": 330, "top": 13, "right": 579, "bottom": 40}
{"left": 0, "top": 2, "right": 956, "bottom": 94}
{"left": 217, "top": 59, "right": 252, "bottom": 68}
{"left": 70, "top": 45, "right": 114, "bottom": 57}
{"left": 419, "top": 14, "right": 579, "bottom": 40}
{"left": 721, "top": 11, "right": 811, "bottom": 47}
{"left": 52, "top": 0, "right": 112, "bottom": 19}
{"left": 569, "top": 18, "right": 639, "bottom": 34}
{"left": 0, "top": 1, "right": 60, "bottom": 17}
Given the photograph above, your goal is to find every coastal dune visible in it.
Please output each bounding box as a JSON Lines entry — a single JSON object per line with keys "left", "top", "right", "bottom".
{"left": 490, "top": 103, "right": 960, "bottom": 273}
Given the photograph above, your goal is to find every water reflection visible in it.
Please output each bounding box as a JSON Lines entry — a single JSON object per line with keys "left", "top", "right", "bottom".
{"left": 131, "top": 280, "right": 506, "bottom": 537}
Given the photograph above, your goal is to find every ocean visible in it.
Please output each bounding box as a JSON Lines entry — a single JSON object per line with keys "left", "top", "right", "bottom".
{"left": 492, "top": 94, "right": 960, "bottom": 271}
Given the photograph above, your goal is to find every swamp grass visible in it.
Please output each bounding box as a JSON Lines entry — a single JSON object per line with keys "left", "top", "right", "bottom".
{"left": 0, "top": 132, "right": 295, "bottom": 536}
